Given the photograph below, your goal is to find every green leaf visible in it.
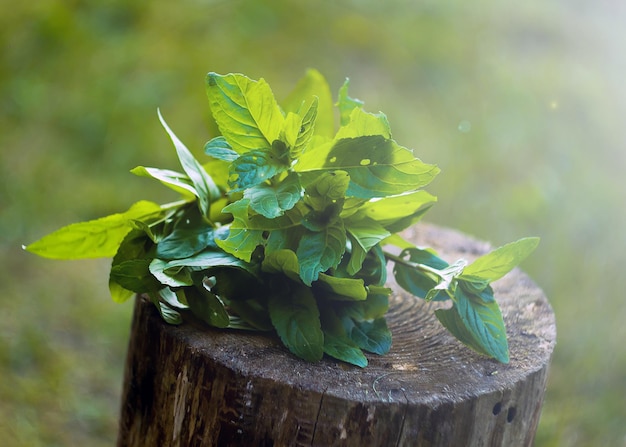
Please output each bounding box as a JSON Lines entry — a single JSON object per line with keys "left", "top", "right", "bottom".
{"left": 336, "top": 107, "right": 391, "bottom": 140}
{"left": 320, "top": 307, "right": 367, "bottom": 367}
{"left": 268, "top": 279, "right": 324, "bottom": 362}
{"left": 461, "top": 237, "right": 540, "bottom": 283}
{"left": 24, "top": 200, "right": 163, "bottom": 259}
{"left": 215, "top": 200, "right": 266, "bottom": 262}
{"left": 204, "top": 136, "right": 238, "bottom": 162}
{"left": 155, "top": 206, "right": 216, "bottom": 260}
{"left": 109, "top": 229, "right": 154, "bottom": 302}
{"left": 345, "top": 219, "right": 390, "bottom": 275}
{"left": 300, "top": 136, "right": 440, "bottom": 199}
{"left": 353, "top": 190, "right": 437, "bottom": 232}
{"left": 244, "top": 171, "right": 302, "bottom": 218}
{"left": 281, "top": 68, "right": 334, "bottom": 139}
{"left": 348, "top": 318, "right": 392, "bottom": 355}
{"left": 158, "top": 110, "right": 219, "bottom": 219}
{"left": 297, "top": 221, "right": 347, "bottom": 286}
{"left": 290, "top": 97, "right": 318, "bottom": 159}
{"left": 130, "top": 166, "right": 196, "bottom": 198}
{"left": 206, "top": 72, "right": 284, "bottom": 153}
{"left": 110, "top": 259, "right": 162, "bottom": 293}
{"left": 316, "top": 273, "right": 368, "bottom": 301}
{"left": 184, "top": 285, "right": 230, "bottom": 328}
{"left": 149, "top": 293, "right": 183, "bottom": 325}
{"left": 229, "top": 147, "right": 289, "bottom": 191}
{"left": 323, "top": 333, "right": 368, "bottom": 367}
{"left": 262, "top": 249, "right": 301, "bottom": 282}
{"left": 393, "top": 247, "right": 449, "bottom": 301}
{"left": 336, "top": 78, "right": 364, "bottom": 126}
{"left": 149, "top": 258, "right": 193, "bottom": 287}
{"left": 437, "top": 286, "right": 509, "bottom": 363}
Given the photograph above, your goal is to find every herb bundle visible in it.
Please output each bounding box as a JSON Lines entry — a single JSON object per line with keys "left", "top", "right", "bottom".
{"left": 25, "top": 70, "right": 538, "bottom": 367}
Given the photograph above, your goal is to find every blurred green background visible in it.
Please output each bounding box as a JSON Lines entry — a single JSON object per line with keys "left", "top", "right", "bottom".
{"left": 2, "top": 0, "right": 624, "bottom": 445}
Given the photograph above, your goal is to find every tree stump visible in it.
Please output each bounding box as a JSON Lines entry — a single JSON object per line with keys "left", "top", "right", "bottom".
{"left": 117, "top": 223, "right": 556, "bottom": 447}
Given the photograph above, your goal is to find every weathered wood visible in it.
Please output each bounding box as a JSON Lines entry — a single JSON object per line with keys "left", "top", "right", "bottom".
{"left": 117, "top": 223, "right": 556, "bottom": 447}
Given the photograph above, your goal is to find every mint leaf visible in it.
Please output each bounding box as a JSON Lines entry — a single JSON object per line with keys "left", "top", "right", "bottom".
{"left": 184, "top": 284, "right": 230, "bottom": 328}
{"left": 229, "top": 146, "right": 289, "bottom": 191}
{"left": 268, "top": 279, "right": 324, "bottom": 362}
{"left": 290, "top": 97, "right": 318, "bottom": 159}
{"left": 206, "top": 72, "right": 284, "bottom": 153}
{"left": 354, "top": 190, "right": 437, "bottom": 232}
{"left": 281, "top": 68, "right": 333, "bottom": 139}
{"left": 204, "top": 136, "right": 238, "bottom": 162}
{"left": 316, "top": 273, "right": 368, "bottom": 301}
{"left": 24, "top": 200, "right": 163, "bottom": 259}
{"left": 156, "top": 206, "right": 216, "bottom": 260}
{"left": 348, "top": 317, "right": 392, "bottom": 355}
{"left": 345, "top": 219, "right": 390, "bottom": 275}
{"left": 437, "top": 285, "right": 509, "bottom": 363}
{"left": 461, "top": 237, "right": 540, "bottom": 283}
{"left": 336, "top": 78, "right": 364, "bottom": 126}
{"left": 336, "top": 107, "right": 391, "bottom": 140}
{"left": 261, "top": 249, "right": 301, "bottom": 282}
{"left": 131, "top": 166, "right": 196, "bottom": 198}
{"left": 158, "top": 110, "right": 219, "bottom": 219}
{"left": 215, "top": 199, "right": 266, "bottom": 262}
{"left": 244, "top": 171, "right": 302, "bottom": 218}
{"left": 301, "top": 136, "right": 440, "bottom": 199}
{"left": 392, "top": 247, "right": 450, "bottom": 301}
{"left": 320, "top": 307, "right": 368, "bottom": 367}
{"left": 297, "top": 220, "right": 347, "bottom": 285}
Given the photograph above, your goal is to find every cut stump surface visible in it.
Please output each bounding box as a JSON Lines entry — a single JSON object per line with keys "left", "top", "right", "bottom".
{"left": 117, "top": 223, "right": 556, "bottom": 447}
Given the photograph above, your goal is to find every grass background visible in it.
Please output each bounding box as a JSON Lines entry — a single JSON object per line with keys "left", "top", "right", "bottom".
{"left": 2, "top": 0, "right": 625, "bottom": 445}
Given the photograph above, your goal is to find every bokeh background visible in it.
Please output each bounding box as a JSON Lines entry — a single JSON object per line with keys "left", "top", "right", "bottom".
{"left": 2, "top": 0, "right": 625, "bottom": 445}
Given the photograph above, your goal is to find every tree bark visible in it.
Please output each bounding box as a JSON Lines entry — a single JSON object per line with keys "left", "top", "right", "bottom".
{"left": 117, "top": 223, "right": 556, "bottom": 447}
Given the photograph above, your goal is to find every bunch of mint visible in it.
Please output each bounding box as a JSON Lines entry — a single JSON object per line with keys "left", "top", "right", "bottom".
{"left": 25, "top": 70, "right": 538, "bottom": 367}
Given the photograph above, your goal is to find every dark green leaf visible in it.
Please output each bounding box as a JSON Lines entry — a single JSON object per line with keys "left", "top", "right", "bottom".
{"left": 156, "top": 207, "right": 216, "bottom": 260}
{"left": 244, "top": 171, "right": 302, "bottom": 218}
{"left": 215, "top": 199, "right": 266, "bottom": 262}
{"left": 436, "top": 287, "right": 509, "bottom": 363}
{"left": 268, "top": 279, "right": 324, "bottom": 362}
{"left": 110, "top": 259, "right": 162, "bottom": 293}
{"left": 184, "top": 284, "right": 230, "bottom": 328}
{"left": 149, "top": 293, "right": 183, "bottom": 325}
{"left": 393, "top": 247, "right": 449, "bottom": 301}
{"left": 297, "top": 221, "right": 347, "bottom": 285}
{"left": 349, "top": 318, "right": 392, "bottom": 355}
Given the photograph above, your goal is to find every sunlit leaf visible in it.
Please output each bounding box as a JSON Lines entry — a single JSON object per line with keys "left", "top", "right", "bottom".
{"left": 130, "top": 166, "right": 196, "bottom": 198}
{"left": 336, "top": 78, "right": 364, "bottom": 126}
{"left": 158, "top": 110, "right": 219, "bottom": 218}
{"left": 24, "top": 200, "right": 163, "bottom": 259}
{"left": 461, "top": 237, "right": 540, "bottom": 283}
{"left": 281, "top": 68, "right": 333, "bottom": 138}
{"left": 206, "top": 72, "right": 284, "bottom": 153}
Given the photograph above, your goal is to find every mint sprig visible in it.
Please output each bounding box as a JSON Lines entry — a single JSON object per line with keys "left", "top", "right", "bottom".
{"left": 24, "top": 70, "right": 539, "bottom": 367}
